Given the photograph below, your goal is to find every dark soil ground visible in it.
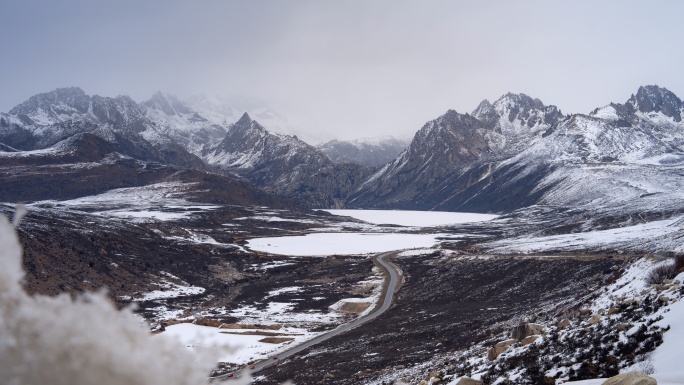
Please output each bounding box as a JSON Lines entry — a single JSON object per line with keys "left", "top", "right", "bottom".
{"left": 253, "top": 253, "right": 629, "bottom": 385}
{"left": 2, "top": 204, "right": 373, "bottom": 324}
{"left": 0, "top": 201, "right": 636, "bottom": 385}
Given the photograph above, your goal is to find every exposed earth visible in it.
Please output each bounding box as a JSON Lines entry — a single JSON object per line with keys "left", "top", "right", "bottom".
{"left": 252, "top": 252, "right": 627, "bottom": 385}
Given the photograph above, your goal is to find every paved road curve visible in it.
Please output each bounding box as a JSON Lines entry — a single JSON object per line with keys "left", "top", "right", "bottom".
{"left": 214, "top": 250, "right": 402, "bottom": 380}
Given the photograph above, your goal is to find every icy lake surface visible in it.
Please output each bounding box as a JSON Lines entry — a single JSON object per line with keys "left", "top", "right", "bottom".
{"left": 324, "top": 209, "right": 498, "bottom": 227}
{"left": 246, "top": 210, "right": 498, "bottom": 256}
{"left": 246, "top": 233, "right": 444, "bottom": 256}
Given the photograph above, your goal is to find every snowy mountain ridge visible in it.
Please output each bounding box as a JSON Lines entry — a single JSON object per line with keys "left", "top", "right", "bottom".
{"left": 140, "top": 92, "right": 228, "bottom": 157}
{"left": 203, "top": 112, "right": 375, "bottom": 207}
{"left": 349, "top": 85, "right": 684, "bottom": 217}
{"left": 185, "top": 94, "right": 333, "bottom": 145}
{"left": 2, "top": 85, "right": 684, "bottom": 214}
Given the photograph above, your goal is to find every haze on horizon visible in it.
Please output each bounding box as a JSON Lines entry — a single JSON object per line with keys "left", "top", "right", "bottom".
{"left": 1, "top": 0, "right": 682, "bottom": 143}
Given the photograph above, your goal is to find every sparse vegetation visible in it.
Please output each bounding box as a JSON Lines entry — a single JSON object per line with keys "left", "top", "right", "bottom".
{"left": 675, "top": 254, "right": 684, "bottom": 273}
{"left": 645, "top": 263, "right": 678, "bottom": 285}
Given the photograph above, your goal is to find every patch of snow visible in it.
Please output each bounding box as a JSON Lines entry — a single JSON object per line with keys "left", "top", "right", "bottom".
{"left": 120, "top": 278, "right": 205, "bottom": 301}
{"left": 162, "top": 322, "right": 313, "bottom": 365}
{"left": 234, "top": 216, "right": 319, "bottom": 224}
{"left": 487, "top": 215, "right": 684, "bottom": 254}
{"left": 650, "top": 272, "right": 684, "bottom": 375}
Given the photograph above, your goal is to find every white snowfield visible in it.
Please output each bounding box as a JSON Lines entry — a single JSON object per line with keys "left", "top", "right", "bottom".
{"left": 324, "top": 209, "right": 498, "bottom": 227}
{"left": 31, "top": 182, "right": 220, "bottom": 222}
{"left": 246, "top": 232, "right": 444, "bottom": 256}
{"left": 486, "top": 215, "right": 684, "bottom": 254}
{"left": 119, "top": 277, "right": 205, "bottom": 302}
{"left": 162, "top": 322, "right": 318, "bottom": 365}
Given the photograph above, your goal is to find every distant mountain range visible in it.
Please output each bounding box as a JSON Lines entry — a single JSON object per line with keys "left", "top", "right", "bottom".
{"left": 317, "top": 137, "right": 409, "bottom": 168}
{"left": 2, "top": 85, "right": 684, "bottom": 218}
{"left": 348, "top": 85, "right": 684, "bottom": 217}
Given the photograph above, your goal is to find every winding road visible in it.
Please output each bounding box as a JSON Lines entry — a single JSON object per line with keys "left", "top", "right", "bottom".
{"left": 213, "top": 250, "right": 402, "bottom": 380}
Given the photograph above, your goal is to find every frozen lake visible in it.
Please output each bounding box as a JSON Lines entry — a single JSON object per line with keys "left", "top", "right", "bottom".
{"left": 324, "top": 209, "right": 498, "bottom": 227}
{"left": 246, "top": 233, "right": 444, "bottom": 256}
{"left": 246, "top": 210, "right": 497, "bottom": 256}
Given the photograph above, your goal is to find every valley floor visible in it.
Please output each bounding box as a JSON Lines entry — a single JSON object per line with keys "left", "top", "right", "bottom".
{"left": 4, "top": 197, "right": 684, "bottom": 385}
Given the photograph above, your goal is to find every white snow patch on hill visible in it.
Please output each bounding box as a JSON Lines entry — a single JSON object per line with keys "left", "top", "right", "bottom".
{"left": 486, "top": 215, "right": 684, "bottom": 254}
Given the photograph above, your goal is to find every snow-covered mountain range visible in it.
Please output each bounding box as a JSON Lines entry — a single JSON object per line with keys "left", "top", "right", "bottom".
{"left": 1, "top": 85, "right": 683, "bottom": 218}
{"left": 0, "top": 87, "right": 205, "bottom": 169}
{"left": 348, "top": 86, "right": 684, "bottom": 219}
{"left": 185, "top": 94, "right": 333, "bottom": 145}
{"left": 0, "top": 88, "right": 373, "bottom": 207}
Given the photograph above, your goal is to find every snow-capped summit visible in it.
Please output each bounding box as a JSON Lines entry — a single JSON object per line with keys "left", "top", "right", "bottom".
{"left": 483, "top": 93, "right": 563, "bottom": 156}
{"left": 471, "top": 99, "right": 497, "bottom": 126}
{"left": 205, "top": 112, "right": 325, "bottom": 172}
{"left": 140, "top": 92, "right": 226, "bottom": 156}
{"left": 234, "top": 111, "right": 253, "bottom": 127}
{"left": 349, "top": 86, "right": 684, "bottom": 213}
{"left": 142, "top": 92, "right": 195, "bottom": 117}
{"left": 8, "top": 87, "right": 91, "bottom": 124}
{"left": 628, "top": 85, "right": 682, "bottom": 121}
{"left": 204, "top": 113, "right": 374, "bottom": 207}
{"left": 0, "top": 88, "right": 205, "bottom": 169}
{"left": 7, "top": 87, "right": 147, "bottom": 133}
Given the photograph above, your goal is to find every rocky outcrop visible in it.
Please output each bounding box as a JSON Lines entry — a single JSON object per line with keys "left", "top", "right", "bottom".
{"left": 193, "top": 318, "right": 224, "bottom": 328}
{"left": 521, "top": 335, "right": 540, "bottom": 346}
{"left": 454, "top": 377, "right": 482, "bottom": 385}
{"left": 488, "top": 339, "right": 516, "bottom": 360}
{"left": 628, "top": 85, "right": 682, "bottom": 122}
{"left": 511, "top": 323, "right": 545, "bottom": 340}
{"left": 602, "top": 371, "right": 657, "bottom": 385}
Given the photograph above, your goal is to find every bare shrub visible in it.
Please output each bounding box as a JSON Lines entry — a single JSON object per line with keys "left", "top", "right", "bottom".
{"left": 645, "top": 263, "right": 677, "bottom": 285}
{"left": 635, "top": 352, "right": 655, "bottom": 375}
{"left": 675, "top": 254, "right": 684, "bottom": 273}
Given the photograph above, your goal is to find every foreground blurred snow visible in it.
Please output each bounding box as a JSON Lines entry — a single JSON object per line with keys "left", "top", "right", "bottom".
{"left": 0, "top": 213, "right": 244, "bottom": 385}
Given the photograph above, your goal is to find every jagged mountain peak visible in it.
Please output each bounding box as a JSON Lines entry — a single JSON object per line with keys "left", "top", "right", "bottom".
{"left": 472, "top": 99, "right": 497, "bottom": 126}
{"left": 9, "top": 87, "right": 91, "bottom": 117}
{"left": 142, "top": 92, "right": 193, "bottom": 116}
{"left": 628, "top": 85, "right": 682, "bottom": 122}
{"left": 228, "top": 112, "right": 268, "bottom": 138}
{"left": 493, "top": 92, "right": 549, "bottom": 115}
{"left": 472, "top": 99, "right": 494, "bottom": 114}
{"left": 236, "top": 112, "right": 252, "bottom": 126}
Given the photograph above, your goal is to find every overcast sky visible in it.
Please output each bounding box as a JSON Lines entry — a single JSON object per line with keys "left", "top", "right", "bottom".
{"left": 1, "top": 0, "right": 683, "bottom": 142}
